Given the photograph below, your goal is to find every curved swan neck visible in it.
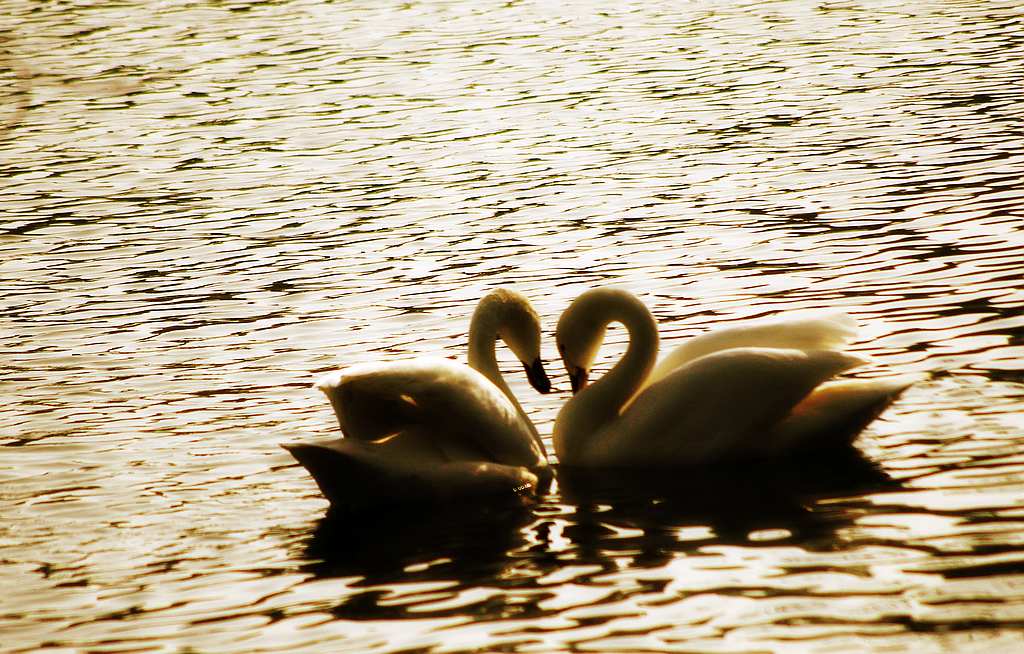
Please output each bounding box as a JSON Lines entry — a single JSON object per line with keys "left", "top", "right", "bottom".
{"left": 467, "top": 297, "right": 545, "bottom": 451}
{"left": 555, "top": 290, "right": 659, "bottom": 464}
{"left": 467, "top": 304, "right": 509, "bottom": 396}
{"left": 581, "top": 290, "right": 660, "bottom": 411}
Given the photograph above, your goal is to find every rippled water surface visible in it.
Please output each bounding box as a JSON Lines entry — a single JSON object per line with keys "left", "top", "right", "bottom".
{"left": 4, "top": 0, "right": 1024, "bottom": 651}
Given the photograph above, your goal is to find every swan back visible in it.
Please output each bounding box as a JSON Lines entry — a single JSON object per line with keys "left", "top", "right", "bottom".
{"left": 647, "top": 311, "right": 859, "bottom": 387}
{"left": 316, "top": 358, "right": 546, "bottom": 469}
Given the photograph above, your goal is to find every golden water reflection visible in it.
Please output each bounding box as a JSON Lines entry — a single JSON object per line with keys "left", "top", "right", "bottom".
{"left": 3, "top": 0, "right": 1024, "bottom": 651}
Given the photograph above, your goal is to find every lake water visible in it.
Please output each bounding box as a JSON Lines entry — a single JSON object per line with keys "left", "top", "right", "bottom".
{"left": 3, "top": 0, "right": 1024, "bottom": 651}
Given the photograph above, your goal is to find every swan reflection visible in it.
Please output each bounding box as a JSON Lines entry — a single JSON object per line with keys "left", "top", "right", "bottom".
{"left": 301, "top": 502, "right": 546, "bottom": 622}
{"left": 556, "top": 448, "right": 898, "bottom": 564}
{"left": 305, "top": 501, "right": 548, "bottom": 576}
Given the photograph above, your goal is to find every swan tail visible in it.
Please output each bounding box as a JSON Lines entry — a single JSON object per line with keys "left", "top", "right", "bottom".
{"left": 770, "top": 374, "right": 921, "bottom": 451}
{"left": 282, "top": 441, "right": 540, "bottom": 513}
{"left": 283, "top": 442, "right": 383, "bottom": 511}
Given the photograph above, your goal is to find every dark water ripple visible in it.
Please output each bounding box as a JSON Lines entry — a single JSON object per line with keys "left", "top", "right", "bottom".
{"left": 3, "top": 0, "right": 1024, "bottom": 652}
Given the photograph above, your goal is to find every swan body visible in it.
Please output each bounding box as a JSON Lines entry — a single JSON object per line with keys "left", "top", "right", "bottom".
{"left": 284, "top": 290, "right": 551, "bottom": 511}
{"left": 553, "top": 287, "right": 917, "bottom": 468}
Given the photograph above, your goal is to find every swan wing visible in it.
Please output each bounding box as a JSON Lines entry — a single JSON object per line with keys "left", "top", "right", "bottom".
{"left": 603, "top": 347, "right": 867, "bottom": 466}
{"left": 282, "top": 439, "right": 539, "bottom": 512}
{"left": 769, "top": 374, "right": 921, "bottom": 451}
{"left": 315, "top": 362, "right": 420, "bottom": 442}
{"left": 317, "top": 358, "right": 545, "bottom": 468}
{"left": 647, "top": 312, "right": 859, "bottom": 387}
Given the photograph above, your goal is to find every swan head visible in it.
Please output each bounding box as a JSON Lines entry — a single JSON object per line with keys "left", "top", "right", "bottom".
{"left": 522, "top": 357, "right": 551, "bottom": 394}
{"left": 477, "top": 288, "right": 551, "bottom": 394}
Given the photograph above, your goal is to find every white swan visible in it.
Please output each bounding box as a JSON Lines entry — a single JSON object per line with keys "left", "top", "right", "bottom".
{"left": 552, "top": 287, "right": 918, "bottom": 467}
{"left": 284, "top": 289, "right": 552, "bottom": 511}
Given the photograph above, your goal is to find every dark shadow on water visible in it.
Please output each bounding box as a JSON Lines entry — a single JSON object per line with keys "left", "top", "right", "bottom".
{"left": 559, "top": 446, "right": 894, "bottom": 506}
{"left": 293, "top": 448, "right": 900, "bottom": 622}
{"left": 301, "top": 501, "right": 548, "bottom": 622}
{"left": 557, "top": 446, "right": 899, "bottom": 564}
{"left": 301, "top": 447, "right": 896, "bottom": 578}
{"left": 298, "top": 469, "right": 555, "bottom": 585}
{"left": 303, "top": 501, "right": 535, "bottom": 583}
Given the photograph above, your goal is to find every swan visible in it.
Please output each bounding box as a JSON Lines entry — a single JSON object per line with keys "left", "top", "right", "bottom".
{"left": 552, "top": 287, "right": 918, "bottom": 467}
{"left": 284, "top": 289, "right": 553, "bottom": 511}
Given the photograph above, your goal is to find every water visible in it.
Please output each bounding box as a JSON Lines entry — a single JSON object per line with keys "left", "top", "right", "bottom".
{"left": 3, "top": 0, "right": 1024, "bottom": 651}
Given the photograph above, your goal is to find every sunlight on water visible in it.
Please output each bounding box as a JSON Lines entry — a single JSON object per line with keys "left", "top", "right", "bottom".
{"left": 2, "top": 0, "right": 1024, "bottom": 651}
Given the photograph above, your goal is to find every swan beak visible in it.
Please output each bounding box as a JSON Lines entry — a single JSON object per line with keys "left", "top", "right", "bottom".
{"left": 568, "top": 366, "right": 589, "bottom": 394}
{"left": 524, "top": 358, "right": 552, "bottom": 394}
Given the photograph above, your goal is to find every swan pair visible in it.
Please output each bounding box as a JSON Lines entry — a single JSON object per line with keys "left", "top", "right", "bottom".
{"left": 285, "top": 288, "right": 916, "bottom": 511}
